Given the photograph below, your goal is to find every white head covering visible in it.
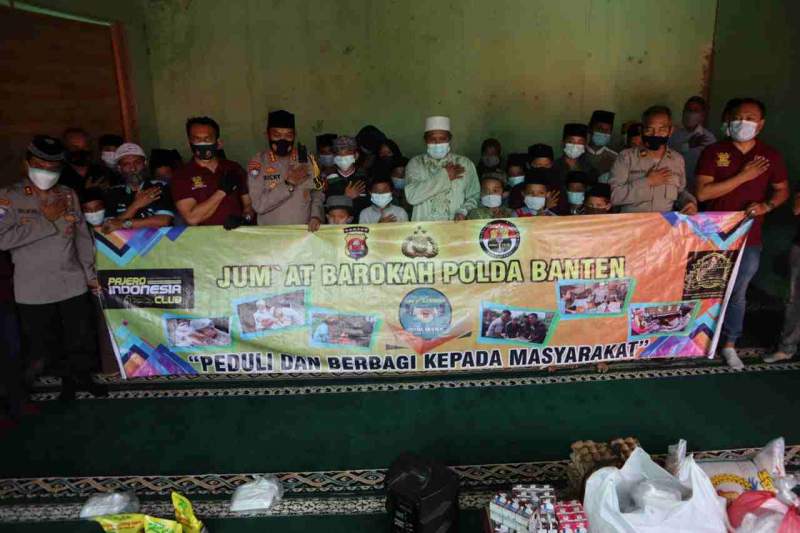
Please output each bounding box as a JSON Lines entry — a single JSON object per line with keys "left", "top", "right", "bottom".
{"left": 114, "top": 142, "right": 146, "bottom": 163}
{"left": 424, "top": 116, "right": 451, "bottom": 133}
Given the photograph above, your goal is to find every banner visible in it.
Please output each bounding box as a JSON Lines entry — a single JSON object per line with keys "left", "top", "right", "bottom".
{"left": 95, "top": 212, "right": 751, "bottom": 378}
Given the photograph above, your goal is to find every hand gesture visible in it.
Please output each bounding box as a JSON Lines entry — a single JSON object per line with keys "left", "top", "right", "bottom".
{"left": 646, "top": 167, "right": 672, "bottom": 187}
{"left": 445, "top": 163, "right": 465, "bottom": 181}
{"left": 344, "top": 180, "right": 366, "bottom": 199}
{"left": 132, "top": 186, "right": 161, "bottom": 210}
{"left": 87, "top": 278, "right": 102, "bottom": 296}
{"left": 101, "top": 218, "right": 124, "bottom": 234}
{"left": 546, "top": 190, "right": 560, "bottom": 209}
{"left": 740, "top": 156, "right": 770, "bottom": 182}
{"left": 39, "top": 194, "right": 68, "bottom": 222}
{"left": 680, "top": 202, "right": 698, "bottom": 215}
{"left": 379, "top": 214, "right": 397, "bottom": 223}
{"left": 286, "top": 164, "right": 309, "bottom": 186}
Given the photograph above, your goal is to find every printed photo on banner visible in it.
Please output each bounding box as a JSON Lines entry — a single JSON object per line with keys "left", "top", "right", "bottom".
{"left": 628, "top": 301, "right": 700, "bottom": 340}
{"left": 233, "top": 289, "right": 307, "bottom": 340}
{"left": 163, "top": 315, "right": 232, "bottom": 350}
{"left": 556, "top": 278, "right": 634, "bottom": 319}
{"left": 308, "top": 307, "right": 380, "bottom": 350}
{"left": 478, "top": 302, "right": 558, "bottom": 347}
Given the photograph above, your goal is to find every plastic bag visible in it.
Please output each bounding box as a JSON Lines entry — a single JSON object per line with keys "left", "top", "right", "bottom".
{"left": 584, "top": 446, "right": 727, "bottom": 533}
{"left": 171, "top": 492, "right": 206, "bottom": 533}
{"left": 94, "top": 514, "right": 146, "bottom": 533}
{"left": 668, "top": 438, "right": 785, "bottom": 502}
{"left": 230, "top": 475, "right": 284, "bottom": 512}
{"left": 729, "top": 490, "right": 800, "bottom": 533}
{"left": 80, "top": 491, "right": 140, "bottom": 519}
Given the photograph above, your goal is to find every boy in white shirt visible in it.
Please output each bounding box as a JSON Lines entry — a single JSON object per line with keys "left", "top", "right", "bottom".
{"left": 359, "top": 175, "right": 409, "bottom": 224}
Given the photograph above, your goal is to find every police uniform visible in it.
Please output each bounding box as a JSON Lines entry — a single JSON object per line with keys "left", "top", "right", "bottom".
{"left": 248, "top": 148, "right": 324, "bottom": 225}
{"left": 0, "top": 179, "right": 98, "bottom": 386}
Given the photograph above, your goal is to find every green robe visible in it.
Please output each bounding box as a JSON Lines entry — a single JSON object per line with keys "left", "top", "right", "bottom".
{"left": 405, "top": 152, "right": 480, "bottom": 222}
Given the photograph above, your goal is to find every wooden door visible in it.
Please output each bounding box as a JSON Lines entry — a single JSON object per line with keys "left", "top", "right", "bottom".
{"left": 0, "top": 6, "right": 135, "bottom": 186}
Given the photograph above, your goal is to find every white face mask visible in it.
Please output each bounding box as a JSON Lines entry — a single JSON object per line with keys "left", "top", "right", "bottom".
{"left": 392, "top": 177, "right": 406, "bottom": 190}
{"left": 371, "top": 192, "right": 393, "bottom": 208}
{"left": 563, "top": 143, "right": 585, "bottom": 159}
{"left": 481, "top": 194, "right": 502, "bottom": 208}
{"left": 84, "top": 210, "right": 106, "bottom": 226}
{"left": 729, "top": 120, "right": 759, "bottom": 142}
{"left": 524, "top": 195, "right": 546, "bottom": 211}
{"left": 101, "top": 151, "right": 117, "bottom": 168}
{"left": 427, "top": 142, "right": 450, "bottom": 159}
{"left": 28, "top": 167, "right": 60, "bottom": 190}
{"left": 507, "top": 175, "right": 525, "bottom": 187}
{"left": 334, "top": 155, "right": 356, "bottom": 171}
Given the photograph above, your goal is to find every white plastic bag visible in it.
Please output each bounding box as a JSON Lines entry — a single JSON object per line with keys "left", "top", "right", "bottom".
{"left": 79, "top": 491, "right": 140, "bottom": 518}
{"left": 584, "top": 446, "right": 727, "bottom": 533}
{"left": 668, "top": 438, "right": 786, "bottom": 502}
{"left": 230, "top": 475, "right": 284, "bottom": 513}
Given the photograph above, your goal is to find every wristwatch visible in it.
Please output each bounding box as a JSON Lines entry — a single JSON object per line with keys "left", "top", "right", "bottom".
{"left": 122, "top": 219, "right": 133, "bottom": 229}
{"left": 285, "top": 181, "right": 295, "bottom": 193}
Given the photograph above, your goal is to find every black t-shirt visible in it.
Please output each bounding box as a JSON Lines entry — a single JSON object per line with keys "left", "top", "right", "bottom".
{"left": 326, "top": 169, "right": 371, "bottom": 218}
{"left": 104, "top": 180, "right": 176, "bottom": 220}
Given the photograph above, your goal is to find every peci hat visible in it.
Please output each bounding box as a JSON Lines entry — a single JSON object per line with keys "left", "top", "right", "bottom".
{"left": 114, "top": 143, "right": 146, "bottom": 163}
{"left": 28, "top": 135, "right": 65, "bottom": 162}
{"left": 424, "top": 116, "right": 451, "bottom": 132}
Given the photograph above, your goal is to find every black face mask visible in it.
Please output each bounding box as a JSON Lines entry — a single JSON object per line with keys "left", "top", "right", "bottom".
{"left": 642, "top": 135, "right": 669, "bottom": 151}
{"left": 68, "top": 149, "right": 92, "bottom": 166}
{"left": 190, "top": 143, "right": 218, "bottom": 161}
{"left": 271, "top": 139, "right": 293, "bottom": 156}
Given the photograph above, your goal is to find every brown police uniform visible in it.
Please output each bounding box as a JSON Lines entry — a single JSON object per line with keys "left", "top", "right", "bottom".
{"left": 247, "top": 149, "right": 324, "bottom": 225}
{"left": 0, "top": 179, "right": 98, "bottom": 384}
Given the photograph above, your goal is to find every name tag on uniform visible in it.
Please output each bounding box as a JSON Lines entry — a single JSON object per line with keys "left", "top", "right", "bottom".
{"left": 265, "top": 174, "right": 280, "bottom": 189}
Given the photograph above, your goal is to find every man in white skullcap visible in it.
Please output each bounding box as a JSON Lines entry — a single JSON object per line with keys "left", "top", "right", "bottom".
{"left": 405, "top": 116, "right": 480, "bottom": 221}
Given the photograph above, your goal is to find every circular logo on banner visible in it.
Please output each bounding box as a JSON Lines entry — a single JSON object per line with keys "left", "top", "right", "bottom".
{"left": 399, "top": 288, "right": 452, "bottom": 340}
{"left": 479, "top": 219, "right": 520, "bottom": 259}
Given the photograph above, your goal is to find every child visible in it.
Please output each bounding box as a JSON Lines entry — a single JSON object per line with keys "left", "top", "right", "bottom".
{"left": 477, "top": 138, "right": 505, "bottom": 181}
{"left": 505, "top": 153, "right": 531, "bottom": 209}
{"left": 388, "top": 155, "right": 412, "bottom": 216}
{"left": 515, "top": 169, "right": 558, "bottom": 217}
{"left": 80, "top": 187, "right": 106, "bottom": 229}
{"left": 325, "top": 195, "right": 354, "bottom": 225}
{"left": 359, "top": 175, "right": 409, "bottom": 223}
{"left": 565, "top": 171, "right": 588, "bottom": 215}
{"left": 327, "top": 135, "right": 370, "bottom": 219}
{"left": 467, "top": 175, "right": 515, "bottom": 220}
{"left": 584, "top": 183, "right": 612, "bottom": 214}
{"left": 316, "top": 133, "right": 338, "bottom": 178}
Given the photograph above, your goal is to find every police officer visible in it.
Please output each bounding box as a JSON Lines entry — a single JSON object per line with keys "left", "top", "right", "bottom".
{"left": 247, "top": 110, "right": 324, "bottom": 230}
{"left": 0, "top": 135, "right": 107, "bottom": 400}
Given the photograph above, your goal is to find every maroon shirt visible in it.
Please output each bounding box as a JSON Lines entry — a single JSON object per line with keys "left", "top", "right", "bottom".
{"left": 0, "top": 251, "right": 13, "bottom": 303}
{"left": 696, "top": 140, "right": 788, "bottom": 246}
{"left": 171, "top": 159, "right": 248, "bottom": 226}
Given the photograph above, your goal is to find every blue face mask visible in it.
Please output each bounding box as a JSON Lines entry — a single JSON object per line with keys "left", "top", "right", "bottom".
{"left": 507, "top": 175, "right": 525, "bottom": 187}
{"left": 427, "top": 143, "right": 450, "bottom": 159}
{"left": 567, "top": 191, "right": 585, "bottom": 205}
{"left": 392, "top": 177, "right": 405, "bottom": 190}
{"left": 591, "top": 131, "right": 611, "bottom": 147}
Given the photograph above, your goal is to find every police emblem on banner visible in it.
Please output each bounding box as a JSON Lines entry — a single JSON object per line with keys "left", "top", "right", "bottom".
{"left": 683, "top": 250, "right": 738, "bottom": 299}
{"left": 344, "top": 226, "right": 369, "bottom": 260}
{"left": 401, "top": 226, "right": 439, "bottom": 258}
{"left": 399, "top": 287, "right": 452, "bottom": 340}
{"left": 479, "top": 220, "right": 520, "bottom": 259}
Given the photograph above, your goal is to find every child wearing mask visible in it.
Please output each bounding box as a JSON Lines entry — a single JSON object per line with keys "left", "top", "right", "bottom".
{"left": 505, "top": 153, "right": 531, "bottom": 209}
{"left": 477, "top": 138, "right": 505, "bottom": 182}
{"left": 565, "top": 171, "right": 588, "bottom": 215}
{"left": 389, "top": 155, "right": 412, "bottom": 216}
{"left": 327, "top": 136, "right": 370, "bottom": 219}
{"left": 359, "top": 175, "right": 409, "bottom": 224}
{"left": 515, "top": 169, "right": 558, "bottom": 217}
{"left": 467, "top": 175, "right": 515, "bottom": 220}
{"left": 583, "top": 183, "right": 613, "bottom": 214}
{"left": 316, "top": 133, "right": 338, "bottom": 179}
{"left": 325, "top": 195, "right": 354, "bottom": 225}
{"left": 80, "top": 188, "right": 107, "bottom": 229}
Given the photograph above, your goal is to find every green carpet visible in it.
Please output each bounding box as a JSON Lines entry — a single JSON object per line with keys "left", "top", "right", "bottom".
{"left": 1, "top": 370, "right": 797, "bottom": 479}
{"left": 0, "top": 511, "right": 484, "bottom": 532}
